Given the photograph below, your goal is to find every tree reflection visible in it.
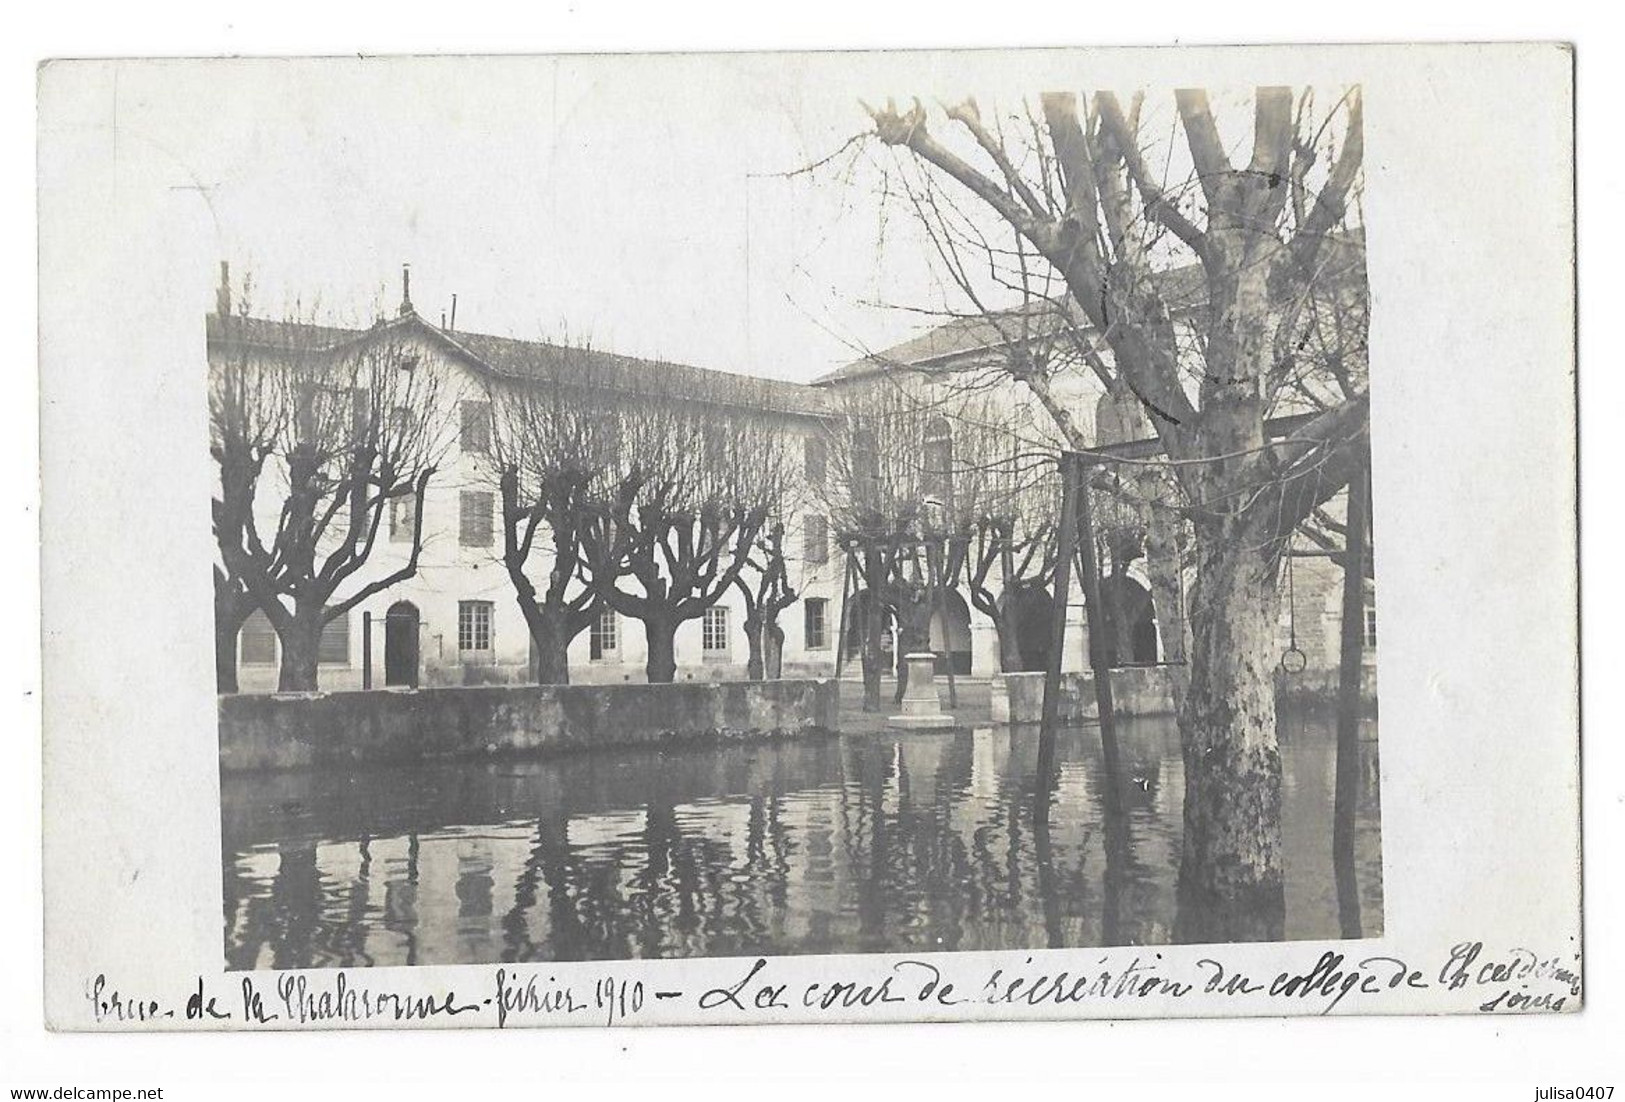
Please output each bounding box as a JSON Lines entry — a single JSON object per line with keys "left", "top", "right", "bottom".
{"left": 222, "top": 717, "right": 1380, "bottom": 968}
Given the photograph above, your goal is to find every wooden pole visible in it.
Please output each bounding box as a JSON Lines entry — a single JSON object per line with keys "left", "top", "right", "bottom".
{"left": 362, "top": 611, "right": 373, "bottom": 690}
{"left": 1037, "top": 455, "right": 1080, "bottom": 787}
{"left": 834, "top": 546, "right": 855, "bottom": 676}
{"left": 1071, "top": 460, "right": 1121, "bottom": 773}
{"left": 1333, "top": 450, "right": 1370, "bottom": 939}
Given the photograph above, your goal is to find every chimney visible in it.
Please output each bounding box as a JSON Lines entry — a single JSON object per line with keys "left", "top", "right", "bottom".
{"left": 449, "top": 293, "right": 458, "bottom": 332}
{"left": 399, "top": 263, "right": 413, "bottom": 316}
{"left": 216, "top": 261, "right": 231, "bottom": 317}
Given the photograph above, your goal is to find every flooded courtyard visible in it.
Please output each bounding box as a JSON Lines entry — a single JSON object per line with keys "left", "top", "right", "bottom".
{"left": 222, "top": 710, "right": 1382, "bottom": 970}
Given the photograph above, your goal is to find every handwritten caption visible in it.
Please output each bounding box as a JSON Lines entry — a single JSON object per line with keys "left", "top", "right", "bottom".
{"left": 83, "top": 940, "right": 1580, "bottom": 1029}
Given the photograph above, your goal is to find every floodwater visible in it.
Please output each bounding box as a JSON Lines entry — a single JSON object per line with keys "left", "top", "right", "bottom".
{"left": 221, "top": 711, "right": 1381, "bottom": 970}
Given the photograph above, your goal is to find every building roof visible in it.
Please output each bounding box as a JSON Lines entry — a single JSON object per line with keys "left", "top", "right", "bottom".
{"left": 207, "top": 311, "right": 832, "bottom": 418}
{"left": 810, "top": 260, "right": 1207, "bottom": 386}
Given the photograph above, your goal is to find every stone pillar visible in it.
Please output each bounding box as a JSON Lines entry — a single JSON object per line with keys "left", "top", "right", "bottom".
{"left": 887, "top": 652, "right": 955, "bottom": 730}
{"left": 969, "top": 618, "right": 999, "bottom": 679}
{"left": 1061, "top": 603, "right": 1088, "bottom": 673}
{"left": 989, "top": 674, "right": 1011, "bottom": 724}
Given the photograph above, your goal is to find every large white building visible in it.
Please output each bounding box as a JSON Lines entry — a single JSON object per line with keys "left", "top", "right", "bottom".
{"left": 213, "top": 275, "right": 846, "bottom": 693}
{"left": 214, "top": 265, "right": 1372, "bottom": 696}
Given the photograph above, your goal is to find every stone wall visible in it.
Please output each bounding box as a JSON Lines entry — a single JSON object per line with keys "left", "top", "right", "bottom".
{"left": 991, "top": 664, "right": 1378, "bottom": 725}
{"left": 219, "top": 678, "right": 841, "bottom": 773}
{"left": 991, "top": 667, "right": 1179, "bottom": 724}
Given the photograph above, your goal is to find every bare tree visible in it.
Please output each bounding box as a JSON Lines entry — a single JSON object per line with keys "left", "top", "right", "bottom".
{"left": 210, "top": 309, "right": 284, "bottom": 692}
{"left": 865, "top": 86, "right": 1368, "bottom": 939}
{"left": 731, "top": 520, "right": 799, "bottom": 680}
{"left": 578, "top": 381, "right": 795, "bottom": 683}
{"left": 211, "top": 311, "right": 452, "bottom": 691}
{"left": 821, "top": 380, "right": 1018, "bottom": 705}
{"left": 958, "top": 452, "right": 1062, "bottom": 673}
{"left": 487, "top": 357, "right": 624, "bottom": 685}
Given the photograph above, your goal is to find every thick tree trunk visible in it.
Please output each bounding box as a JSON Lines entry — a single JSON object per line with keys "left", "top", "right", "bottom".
{"left": 644, "top": 618, "right": 679, "bottom": 684}
{"left": 989, "top": 602, "right": 1021, "bottom": 673}
{"left": 214, "top": 582, "right": 251, "bottom": 695}
{"left": 216, "top": 620, "right": 242, "bottom": 695}
{"left": 743, "top": 612, "right": 766, "bottom": 681}
{"left": 525, "top": 607, "right": 573, "bottom": 686}
{"left": 277, "top": 621, "right": 322, "bottom": 693}
{"left": 1174, "top": 532, "right": 1285, "bottom": 943}
{"left": 763, "top": 620, "right": 784, "bottom": 680}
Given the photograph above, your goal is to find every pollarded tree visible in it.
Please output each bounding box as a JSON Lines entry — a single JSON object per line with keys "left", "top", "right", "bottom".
{"left": 210, "top": 309, "right": 284, "bottom": 693}
{"left": 866, "top": 87, "right": 1368, "bottom": 940}
{"left": 211, "top": 311, "right": 452, "bottom": 691}
{"left": 487, "top": 354, "right": 622, "bottom": 685}
{"left": 958, "top": 450, "right": 1063, "bottom": 673}
{"left": 822, "top": 381, "right": 1016, "bottom": 705}
{"left": 731, "top": 520, "right": 799, "bottom": 681}
{"left": 578, "top": 379, "right": 795, "bottom": 684}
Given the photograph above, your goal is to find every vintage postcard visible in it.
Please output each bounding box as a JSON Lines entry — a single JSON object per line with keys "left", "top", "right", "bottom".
{"left": 36, "top": 43, "right": 1578, "bottom": 1030}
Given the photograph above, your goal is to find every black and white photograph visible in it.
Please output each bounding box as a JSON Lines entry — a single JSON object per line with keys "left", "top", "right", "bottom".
{"left": 31, "top": 40, "right": 1584, "bottom": 1054}
{"left": 207, "top": 75, "right": 1380, "bottom": 970}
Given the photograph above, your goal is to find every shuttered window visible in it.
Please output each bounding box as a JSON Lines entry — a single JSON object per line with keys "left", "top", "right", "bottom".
{"left": 460, "top": 400, "right": 492, "bottom": 454}
{"left": 318, "top": 611, "right": 350, "bottom": 665}
{"left": 803, "top": 514, "right": 829, "bottom": 565}
{"left": 239, "top": 609, "right": 277, "bottom": 666}
{"left": 460, "top": 490, "right": 494, "bottom": 547}
{"left": 804, "top": 434, "right": 827, "bottom": 488}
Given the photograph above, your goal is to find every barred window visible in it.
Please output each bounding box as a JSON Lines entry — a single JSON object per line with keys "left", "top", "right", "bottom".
{"left": 239, "top": 609, "right": 277, "bottom": 666}
{"left": 589, "top": 607, "right": 618, "bottom": 660}
{"left": 1363, "top": 604, "right": 1377, "bottom": 649}
{"left": 804, "top": 597, "right": 829, "bottom": 651}
{"left": 318, "top": 610, "right": 350, "bottom": 665}
{"left": 458, "top": 600, "right": 493, "bottom": 653}
{"left": 803, "top": 514, "right": 829, "bottom": 565}
{"left": 460, "top": 490, "right": 494, "bottom": 547}
{"left": 390, "top": 492, "right": 418, "bottom": 543}
{"left": 460, "top": 400, "right": 492, "bottom": 454}
{"left": 702, "top": 606, "right": 729, "bottom": 655}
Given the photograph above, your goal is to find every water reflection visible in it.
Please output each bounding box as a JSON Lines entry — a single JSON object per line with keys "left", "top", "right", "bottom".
{"left": 222, "top": 712, "right": 1381, "bottom": 970}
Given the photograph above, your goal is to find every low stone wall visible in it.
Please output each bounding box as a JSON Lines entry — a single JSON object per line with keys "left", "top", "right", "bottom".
{"left": 991, "top": 667, "right": 1179, "bottom": 725}
{"left": 991, "top": 664, "right": 1379, "bottom": 725}
{"left": 1274, "top": 664, "right": 1379, "bottom": 710}
{"left": 220, "top": 678, "right": 841, "bottom": 773}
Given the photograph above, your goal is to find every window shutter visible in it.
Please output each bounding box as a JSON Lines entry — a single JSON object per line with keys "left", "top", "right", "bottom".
{"left": 318, "top": 611, "right": 350, "bottom": 665}
{"left": 460, "top": 490, "right": 494, "bottom": 547}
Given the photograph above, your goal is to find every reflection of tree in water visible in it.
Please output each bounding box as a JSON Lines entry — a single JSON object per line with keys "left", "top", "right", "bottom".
{"left": 268, "top": 843, "right": 321, "bottom": 970}
{"left": 221, "top": 717, "right": 1382, "bottom": 967}
{"left": 330, "top": 836, "right": 376, "bottom": 969}
{"left": 381, "top": 833, "right": 420, "bottom": 967}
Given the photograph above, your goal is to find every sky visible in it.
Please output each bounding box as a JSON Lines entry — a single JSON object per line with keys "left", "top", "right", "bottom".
{"left": 75, "top": 55, "right": 1325, "bottom": 385}
{"left": 92, "top": 54, "right": 975, "bottom": 383}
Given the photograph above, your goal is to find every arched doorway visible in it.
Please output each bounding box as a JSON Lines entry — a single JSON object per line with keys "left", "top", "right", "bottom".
{"left": 929, "top": 590, "right": 973, "bottom": 676}
{"left": 1099, "top": 575, "right": 1159, "bottom": 666}
{"left": 384, "top": 601, "right": 420, "bottom": 687}
{"left": 1005, "top": 584, "right": 1054, "bottom": 672}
